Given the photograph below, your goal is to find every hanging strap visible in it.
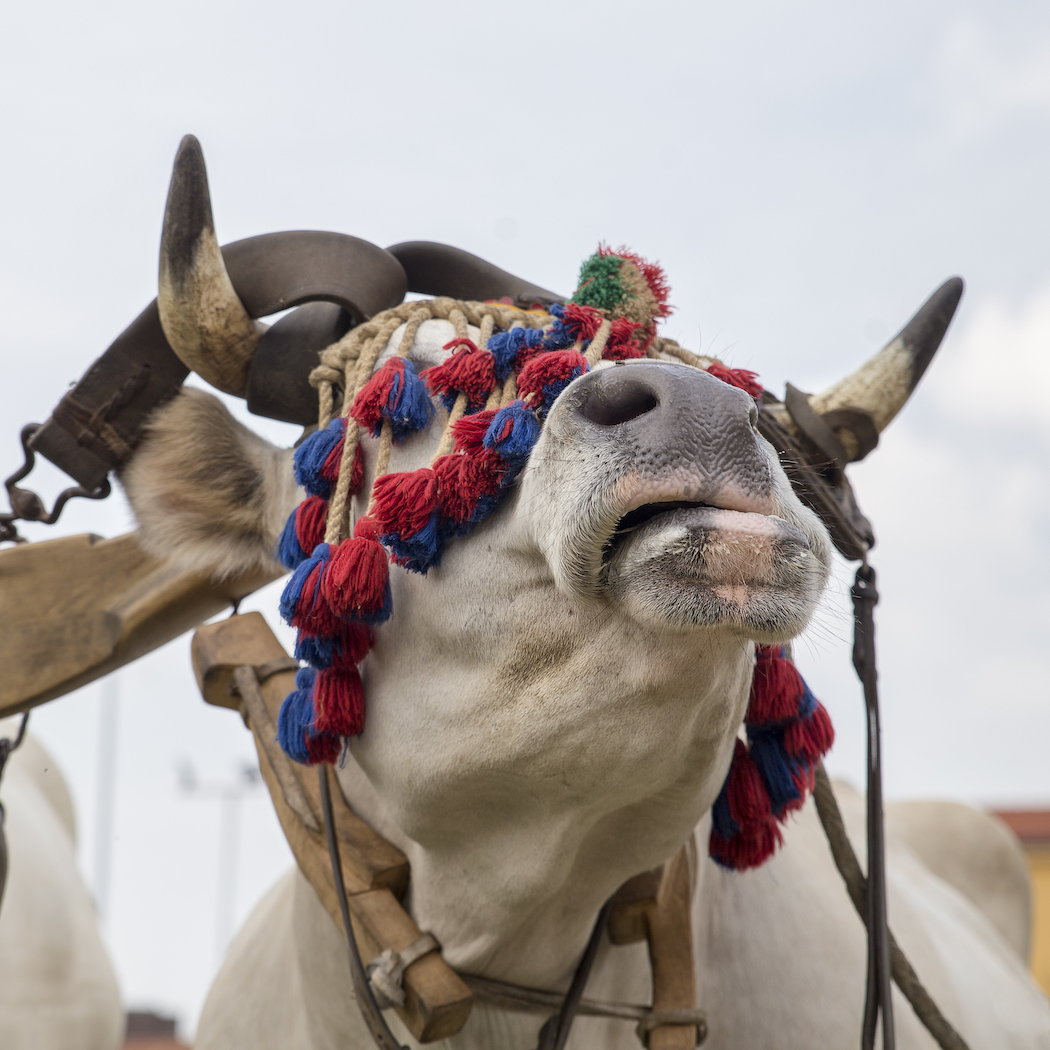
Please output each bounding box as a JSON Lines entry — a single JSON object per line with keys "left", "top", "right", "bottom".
{"left": 851, "top": 565, "right": 895, "bottom": 1050}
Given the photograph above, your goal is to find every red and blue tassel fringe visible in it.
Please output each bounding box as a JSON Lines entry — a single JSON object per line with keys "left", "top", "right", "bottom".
{"left": 709, "top": 646, "right": 834, "bottom": 871}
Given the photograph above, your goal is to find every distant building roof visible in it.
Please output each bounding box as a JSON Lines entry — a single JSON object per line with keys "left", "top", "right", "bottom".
{"left": 993, "top": 810, "right": 1050, "bottom": 845}
{"left": 124, "top": 1010, "right": 189, "bottom": 1049}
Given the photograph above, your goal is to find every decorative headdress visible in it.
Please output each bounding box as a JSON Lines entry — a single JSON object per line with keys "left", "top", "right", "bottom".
{"left": 273, "top": 248, "right": 832, "bottom": 870}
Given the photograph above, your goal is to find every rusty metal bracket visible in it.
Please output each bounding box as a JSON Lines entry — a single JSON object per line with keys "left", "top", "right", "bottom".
{"left": 1, "top": 424, "right": 111, "bottom": 546}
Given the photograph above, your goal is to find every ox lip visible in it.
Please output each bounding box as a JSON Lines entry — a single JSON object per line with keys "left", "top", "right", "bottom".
{"left": 602, "top": 502, "right": 810, "bottom": 569}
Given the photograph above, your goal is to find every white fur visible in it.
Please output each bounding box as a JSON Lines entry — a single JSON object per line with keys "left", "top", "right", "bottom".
{"left": 123, "top": 327, "right": 1049, "bottom": 1049}
{"left": 0, "top": 722, "right": 123, "bottom": 1050}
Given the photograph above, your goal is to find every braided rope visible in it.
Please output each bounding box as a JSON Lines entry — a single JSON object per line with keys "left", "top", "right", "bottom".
{"left": 310, "top": 298, "right": 544, "bottom": 541}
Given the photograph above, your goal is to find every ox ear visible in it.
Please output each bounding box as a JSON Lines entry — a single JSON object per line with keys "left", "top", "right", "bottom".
{"left": 158, "top": 135, "right": 267, "bottom": 397}
{"left": 778, "top": 278, "right": 964, "bottom": 463}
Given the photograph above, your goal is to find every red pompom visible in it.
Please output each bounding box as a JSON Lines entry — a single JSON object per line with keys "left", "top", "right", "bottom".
{"left": 783, "top": 701, "right": 835, "bottom": 762}
{"left": 706, "top": 362, "right": 763, "bottom": 399}
{"left": 314, "top": 666, "right": 366, "bottom": 736}
{"left": 371, "top": 468, "right": 439, "bottom": 538}
{"left": 295, "top": 496, "right": 328, "bottom": 555}
{"left": 422, "top": 341, "right": 498, "bottom": 408}
{"left": 322, "top": 532, "right": 390, "bottom": 619}
{"left": 451, "top": 409, "right": 497, "bottom": 455}
{"left": 746, "top": 646, "right": 805, "bottom": 725}
{"left": 598, "top": 245, "right": 672, "bottom": 321}
{"left": 433, "top": 451, "right": 504, "bottom": 524}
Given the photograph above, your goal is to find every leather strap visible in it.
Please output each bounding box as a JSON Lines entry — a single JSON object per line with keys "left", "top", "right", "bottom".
{"left": 755, "top": 409, "right": 874, "bottom": 562}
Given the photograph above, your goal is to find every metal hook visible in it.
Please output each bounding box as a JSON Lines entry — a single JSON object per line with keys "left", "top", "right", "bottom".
{"left": 1, "top": 424, "right": 111, "bottom": 545}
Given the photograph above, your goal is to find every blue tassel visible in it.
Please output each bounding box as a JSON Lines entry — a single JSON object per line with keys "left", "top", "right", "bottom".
{"left": 293, "top": 419, "right": 345, "bottom": 498}
{"left": 382, "top": 512, "right": 443, "bottom": 574}
{"left": 539, "top": 371, "right": 586, "bottom": 413}
{"left": 295, "top": 632, "right": 336, "bottom": 668}
{"left": 797, "top": 679, "right": 817, "bottom": 719}
{"left": 484, "top": 402, "right": 541, "bottom": 468}
{"left": 276, "top": 668, "right": 318, "bottom": 764}
{"left": 746, "top": 726, "right": 803, "bottom": 817}
{"left": 387, "top": 361, "right": 434, "bottom": 441}
{"left": 710, "top": 781, "right": 739, "bottom": 840}
{"left": 278, "top": 543, "right": 330, "bottom": 624}
{"left": 276, "top": 507, "right": 307, "bottom": 570}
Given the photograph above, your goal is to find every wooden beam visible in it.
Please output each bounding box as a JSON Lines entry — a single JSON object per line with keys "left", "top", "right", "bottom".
{"left": 0, "top": 532, "right": 278, "bottom": 718}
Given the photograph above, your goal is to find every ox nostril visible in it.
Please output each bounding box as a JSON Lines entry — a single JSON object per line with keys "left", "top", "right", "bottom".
{"left": 580, "top": 381, "right": 660, "bottom": 427}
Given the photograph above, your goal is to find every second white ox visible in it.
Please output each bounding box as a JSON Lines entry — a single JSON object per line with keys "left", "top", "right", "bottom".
{"left": 123, "top": 306, "right": 1049, "bottom": 1048}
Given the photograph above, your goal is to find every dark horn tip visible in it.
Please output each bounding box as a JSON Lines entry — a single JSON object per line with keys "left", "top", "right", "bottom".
{"left": 161, "top": 134, "right": 215, "bottom": 273}
{"left": 899, "top": 274, "right": 965, "bottom": 393}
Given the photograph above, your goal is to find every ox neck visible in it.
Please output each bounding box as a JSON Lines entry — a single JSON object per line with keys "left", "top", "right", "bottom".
{"left": 335, "top": 626, "right": 754, "bottom": 989}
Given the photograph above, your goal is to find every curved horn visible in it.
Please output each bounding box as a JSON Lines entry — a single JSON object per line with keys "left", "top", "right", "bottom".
{"left": 158, "top": 135, "right": 266, "bottom": 397}
{"left": 805, "top": 277, "right": 964, "bottom": 460}
{"left": 386, "top": 241, "right": 566, "bottom": 305}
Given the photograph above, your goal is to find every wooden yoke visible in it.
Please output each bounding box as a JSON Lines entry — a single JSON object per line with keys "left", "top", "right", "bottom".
{"left": 191, "top": 613, "right": 473, "bottom": 1043}
{"left": 609, "top": 847, "right": 705, "bottom": 1049}
{"left": 0, "top": 532, "right": 278, "bottom": 719}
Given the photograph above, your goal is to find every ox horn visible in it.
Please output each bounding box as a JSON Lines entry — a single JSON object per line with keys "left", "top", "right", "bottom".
{"left": 158, "top": 135, "right": 267, "bottom": 397}
{"left": 795, "top": 277, "right": 964, "bottom": 463}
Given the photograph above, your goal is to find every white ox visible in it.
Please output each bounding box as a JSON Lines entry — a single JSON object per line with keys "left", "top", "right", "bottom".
{"left": 118, "top": 294, "right": 1049, "bottom": 1050}
{"left": 0, "top": 720, "right": 123, "bottom": 1049}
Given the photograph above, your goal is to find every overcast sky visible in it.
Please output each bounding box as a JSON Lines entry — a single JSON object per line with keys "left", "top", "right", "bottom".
{"left": 2, "top": 0, "right": 1048, "bottom": 1036}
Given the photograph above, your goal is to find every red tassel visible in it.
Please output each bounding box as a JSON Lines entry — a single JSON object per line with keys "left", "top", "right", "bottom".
{"left": 316, "top": 433, "right": 363, "bottom": 497}
{"left": 706, "top": 362, "right": 763, "bottom": 399}
{"left": 746, "top": 646, "right": 804, "bottom": 725}
{"left": 371, "top": 468, "right": 439, "bottom": 538}
{"left": 350, "top": 358, "right": 403, "bottom": 432}
{"left": 561, "top": 302, "right": 604, "bottom": 341}
{"left": 433, "top": 451, "right": 504, "bottom": 524}
{"left": 422, "top": 341, "right": 497, "bottom": 407}
{"left": 709, "top": 819, "right": 782, "bottom": 871}
{"left": 451, "top": 409, "right": 497, "bottom": 455}
{"left": 314, "top": 666, "right": 365, "bottom": 736}
{"left": 725, "top": 739, "right": 774, "bottom": 827}
{"left": 321, "top": 524, "right": 391, "bottom": 619}
{"left": 290, "top": 559, "right": 344, "bottom": 636}
{"left": 603, "top": 316, "right": 646, "bottom": 360}
{"left": 783, "top": 701, "right": 835, "bottom": 762}
{"left": 516, "top": 349, "right": 589, "bottom": 402}
{"left": 305, "top": 731, "right": 342, "bottom": 765}
{"left": 295, "top": 495, "right": 328, "bottom": 555}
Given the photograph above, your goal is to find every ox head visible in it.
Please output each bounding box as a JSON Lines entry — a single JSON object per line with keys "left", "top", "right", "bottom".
{"left": 116, "top": 138, "right": 960, "bottom": 928}
{"left": 142, "top": 137, "right": 961, "bottom": 659}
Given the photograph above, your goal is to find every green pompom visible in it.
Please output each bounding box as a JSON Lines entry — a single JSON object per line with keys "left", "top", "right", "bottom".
{"left": 572, "top": 254, "right": 627, "bottom": 312}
